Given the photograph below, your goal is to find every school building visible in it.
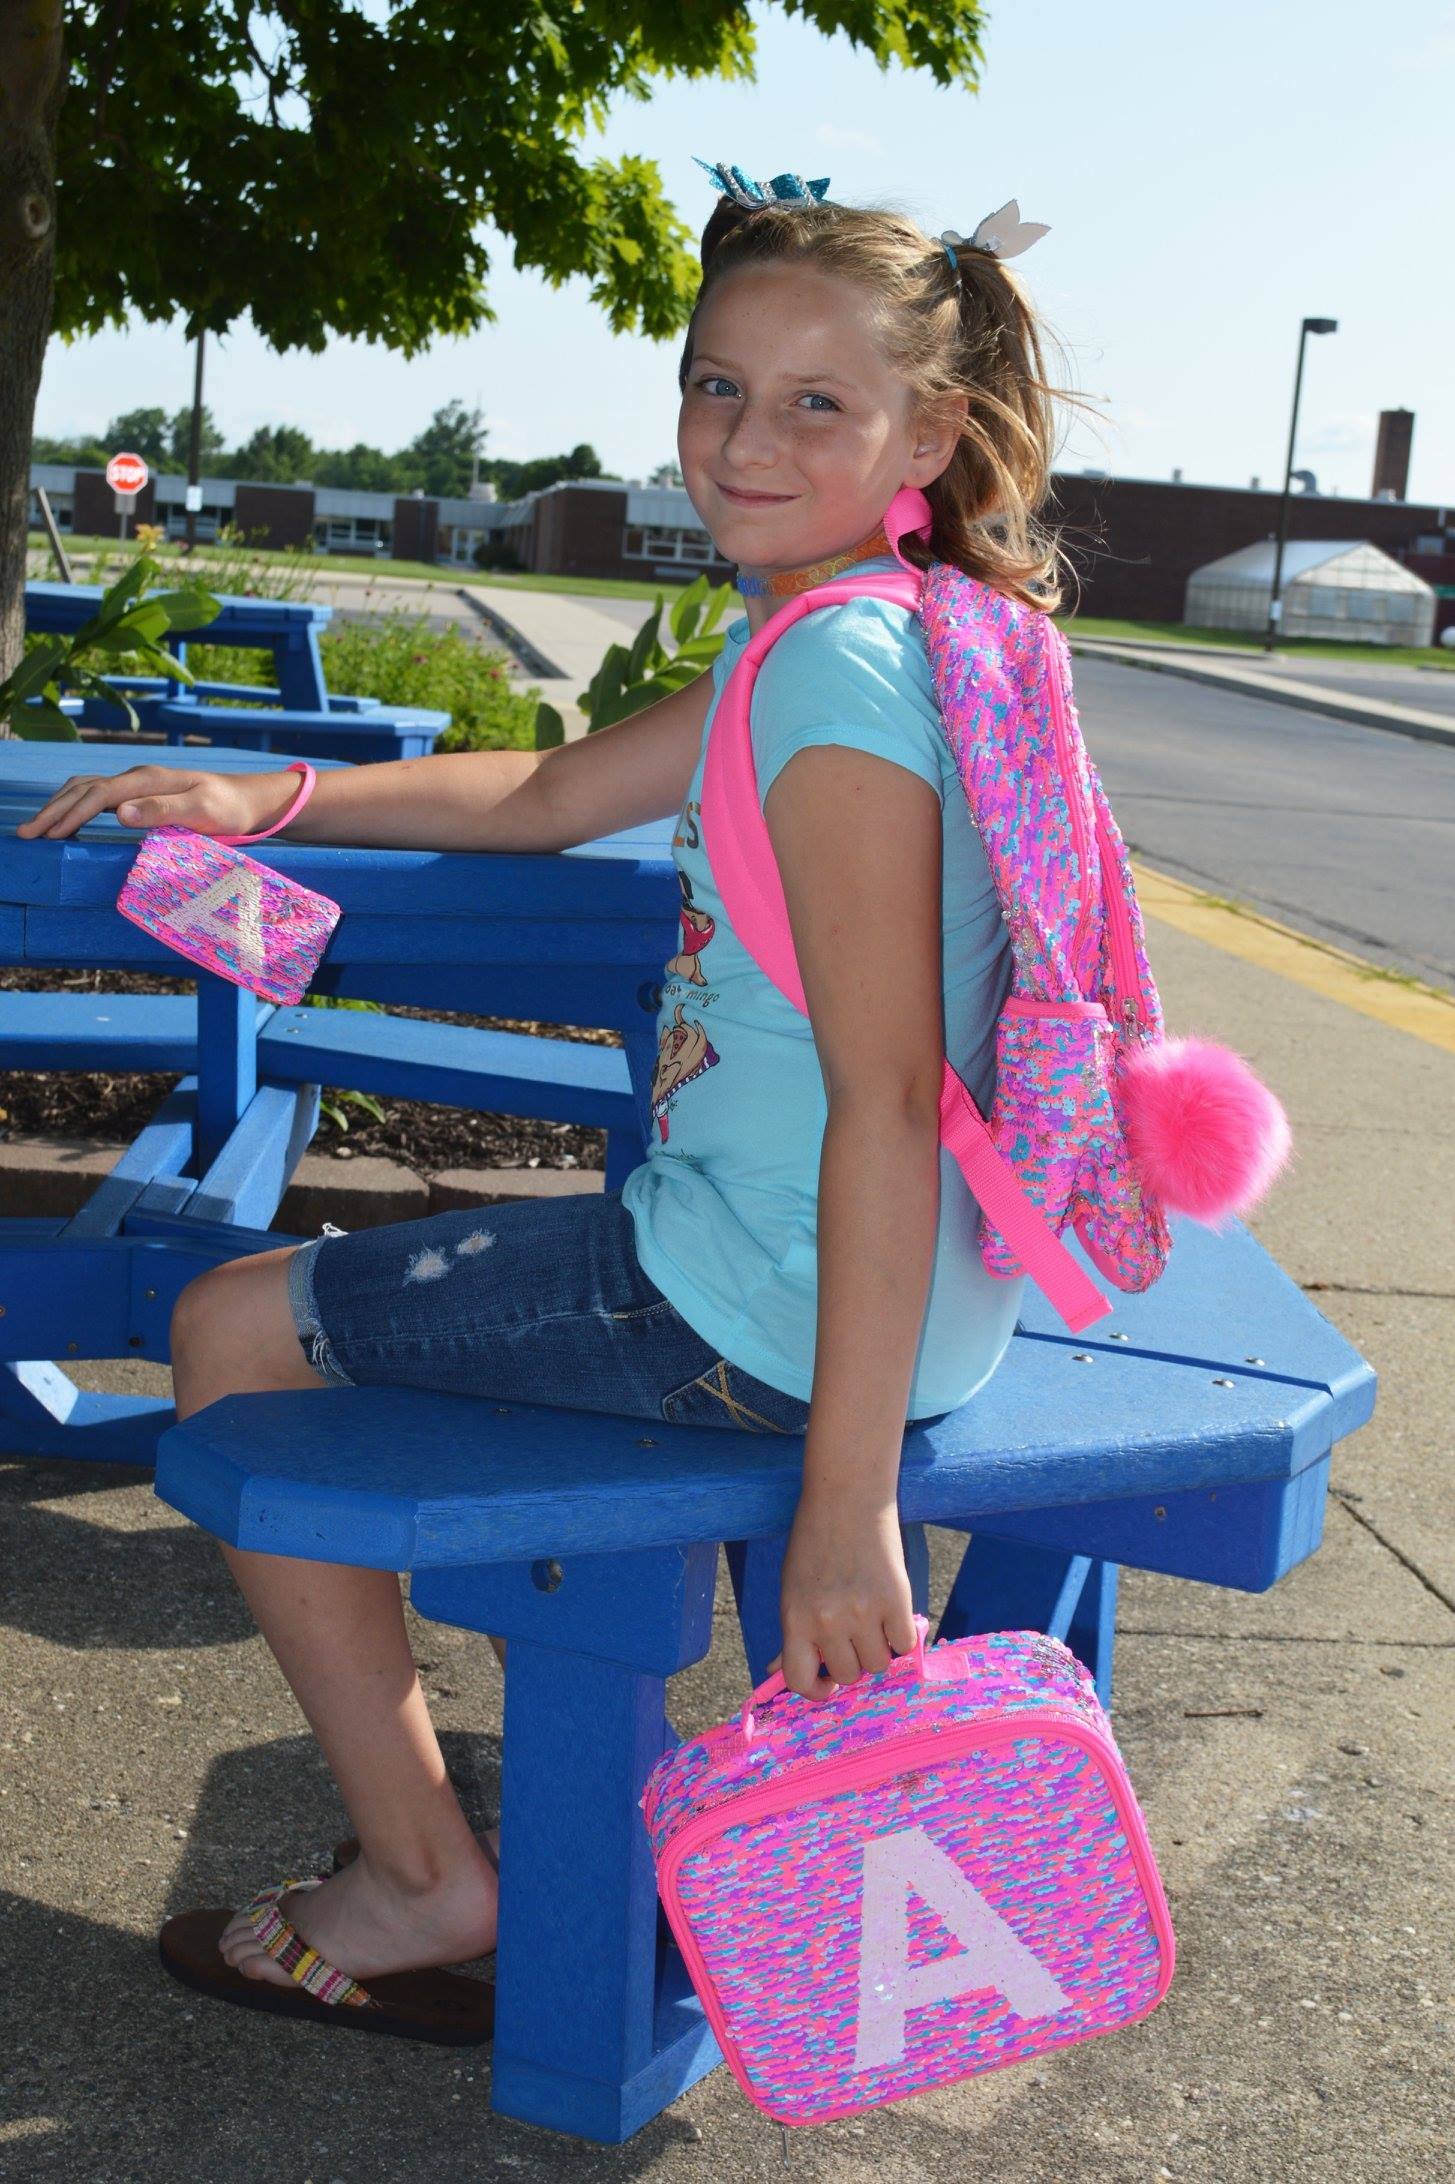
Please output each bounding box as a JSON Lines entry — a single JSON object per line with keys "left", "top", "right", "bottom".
{"left": 29, "top": 458, "right": 1455, "bottom": 634}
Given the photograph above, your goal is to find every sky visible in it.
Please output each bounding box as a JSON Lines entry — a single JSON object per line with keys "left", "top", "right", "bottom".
{"left": 32, "top": 1, "right": 1454, "bottom": 508}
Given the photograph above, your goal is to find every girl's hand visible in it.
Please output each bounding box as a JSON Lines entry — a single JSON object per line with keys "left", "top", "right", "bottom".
{"left": 774, "top": 1490, "right": 918, "bottom": 1701}
{"left": 16, "top": 765, "right": 300, "bottom": 842}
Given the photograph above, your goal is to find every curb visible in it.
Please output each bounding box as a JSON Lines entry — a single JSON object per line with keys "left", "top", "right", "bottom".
{"left": 1068, "top": 641, "right": 1455, "bottom": 748}
{"left": 455, "top": 587, "right": 565, "bottom": 682}
{"left": 0, "top": 1135, "right": 605, "bottom": 1230}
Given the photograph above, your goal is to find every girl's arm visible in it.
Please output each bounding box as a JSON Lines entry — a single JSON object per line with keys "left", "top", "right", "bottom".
{"left": 762, "top": 743, "right": 945, "bottom": 1701}
{"left": 18, "top": 670, "right": 712, "bottom": 851}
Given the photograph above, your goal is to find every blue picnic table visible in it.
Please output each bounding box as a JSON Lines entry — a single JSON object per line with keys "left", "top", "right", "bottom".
{"left": 24, "top": 581, "right": 449, "bottom": 762}
{"left": 0, "top": 742, "right": 1376, "bottom": 2144}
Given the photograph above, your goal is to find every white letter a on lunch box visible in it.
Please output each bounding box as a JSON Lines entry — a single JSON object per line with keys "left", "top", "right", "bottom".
{"left": 853, "top": 1824, "right": 1070, "bottom": 2071}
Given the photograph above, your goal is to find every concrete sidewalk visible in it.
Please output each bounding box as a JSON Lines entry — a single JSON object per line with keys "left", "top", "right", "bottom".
{"left": 2, "top": 910, "right": 1451, "bottom": 2178}
{"left": 1070, "top": 636, "right": 1455, "bottom": 748}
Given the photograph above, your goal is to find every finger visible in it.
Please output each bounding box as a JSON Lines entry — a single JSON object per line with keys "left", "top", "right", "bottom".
{"left": 36, "top": 781, "right": 125, "bottom": 840}
{"left": 113, "top": 793, "right": 194, "bottom": 830}
{"left": 781, "top": 1633, "right": 830, "bottom": 1702}
{"left": 885, "top": 1604, "right": 921, "bottom": 1658}
{"left": 819, "top": 1634, "right": 861, "bottom": 1691}
{"left": 17, "top": 777, "right": 99, "bottom": 836}
{"left": 852, "top": 1626, "right": 894, "bottom": 1677}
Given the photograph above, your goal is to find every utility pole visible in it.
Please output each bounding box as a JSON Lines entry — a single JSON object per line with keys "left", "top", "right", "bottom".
{"left": 184, "top": 329, "right": 207, "bottom": 553}
{"left": 1265, "top": 316, "right": 1338, "bottom": 652}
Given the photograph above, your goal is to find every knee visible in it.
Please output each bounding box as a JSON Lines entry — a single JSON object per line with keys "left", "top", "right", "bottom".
{"left": 169, "top": 1265, "right": 231, "bottom": 1374}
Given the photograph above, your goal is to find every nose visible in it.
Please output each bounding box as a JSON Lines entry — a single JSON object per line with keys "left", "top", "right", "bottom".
{"left": 719, "top": 396, "right": 784, "bottom": 474}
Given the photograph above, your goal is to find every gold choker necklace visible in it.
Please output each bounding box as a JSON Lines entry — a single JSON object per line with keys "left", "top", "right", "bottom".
{"left": 736, "top": 524, "right": 891, "bottom": 598}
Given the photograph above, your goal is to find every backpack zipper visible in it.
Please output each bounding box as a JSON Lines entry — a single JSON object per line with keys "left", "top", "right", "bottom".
{"left": 1045, "top": 639, "right": 1094, "bottom": 984}
{"left": 1095, "top": 809, "right": 1146, "bottom": 1035}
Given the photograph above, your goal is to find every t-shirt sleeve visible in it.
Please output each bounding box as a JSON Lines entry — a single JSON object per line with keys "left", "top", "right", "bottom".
{"left": 749, "top": 597, "right": 946, "bottom": 808}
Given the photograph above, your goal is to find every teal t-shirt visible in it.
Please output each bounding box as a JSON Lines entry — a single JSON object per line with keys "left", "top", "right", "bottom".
{"left": 621, "top": 557, "right": 1024, "bottom": 1416}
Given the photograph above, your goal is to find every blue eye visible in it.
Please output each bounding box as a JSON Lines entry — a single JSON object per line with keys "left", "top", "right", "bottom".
{"left": 696, "top": 375, "right": 739, "bottom": 399}
{"left": 799, "top": 392, "right": 839, "bottom": 413}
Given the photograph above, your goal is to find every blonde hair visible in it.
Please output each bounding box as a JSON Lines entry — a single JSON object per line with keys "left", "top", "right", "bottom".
{"left": 678, "top": 197, "right": 1072, "bottom": 612}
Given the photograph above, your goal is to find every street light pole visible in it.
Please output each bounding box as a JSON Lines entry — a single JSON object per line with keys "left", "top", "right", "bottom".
{"left": 185, "top": 329, "right": 207, "bottom": 554}
{"left": 1265, "top": 315, "right": 1338, "bottom": 652}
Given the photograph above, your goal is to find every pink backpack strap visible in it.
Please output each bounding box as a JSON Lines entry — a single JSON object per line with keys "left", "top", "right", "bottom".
{"left": 699, "top": 549, "right": 1110, "bottom": 1335}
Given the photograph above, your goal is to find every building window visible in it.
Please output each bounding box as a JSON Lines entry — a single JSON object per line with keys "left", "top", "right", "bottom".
{"left": 622, "top": 524, "right": 715, "bottom": 566}
{"left": 314, "top": 516, "right": 392, "bottom": 554}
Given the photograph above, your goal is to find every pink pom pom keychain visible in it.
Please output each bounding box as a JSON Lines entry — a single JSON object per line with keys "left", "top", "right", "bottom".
{"left": 1121, "top": 1035, "right": 1292, "bottom": 1223}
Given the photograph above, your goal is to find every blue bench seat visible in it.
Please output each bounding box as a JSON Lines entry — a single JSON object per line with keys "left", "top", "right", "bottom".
{"left": 153, "top": 1219, "right": 1374, "bottom": 2143}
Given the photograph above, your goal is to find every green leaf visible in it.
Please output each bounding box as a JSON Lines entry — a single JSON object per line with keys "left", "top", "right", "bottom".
{"left": 10, "top": 698, "right": 80, "bottom": 741}
{"left": 625, "top": 597, "right": 665, "bottom": 687}
{"left": 0, "top": 636, "right": 70, "bottom": 711}
{"left": 533, "top": 700, "right": 565, "bottom": 749}
{"left": 668, "top": 574, "right": 708, "bottom": 645}
{"left": 582, "top": 644, "right": 627, "bottom": 729}
{"left": 701, "top": 582, "right": 737, "bottom": 634}
{"left": 672, "top": 633, "right": 728, "bottom": 668}
{"left": 146, "top": 589, "right": 223, "bottom": 632}
{"left": 100, "top": 601, "right": 171, "bottom": 647}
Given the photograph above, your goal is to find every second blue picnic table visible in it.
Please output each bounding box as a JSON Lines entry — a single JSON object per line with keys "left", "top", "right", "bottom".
{"left": 25, "top": 582, "right": 448, "bottom": 762}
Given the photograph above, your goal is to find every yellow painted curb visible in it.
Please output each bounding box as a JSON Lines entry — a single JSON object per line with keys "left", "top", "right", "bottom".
{"left": 1130, "top": 860, "right": 1455, "bottom": 1057}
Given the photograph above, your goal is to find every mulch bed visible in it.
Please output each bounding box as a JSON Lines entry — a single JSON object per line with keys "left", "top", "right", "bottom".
{"left": 0, "top": 967, "right": 610, "bottom": 1175}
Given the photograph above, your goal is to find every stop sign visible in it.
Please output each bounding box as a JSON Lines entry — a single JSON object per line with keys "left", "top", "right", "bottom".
{"left": 106, "top": 451, "right": 149, "bottom": 494}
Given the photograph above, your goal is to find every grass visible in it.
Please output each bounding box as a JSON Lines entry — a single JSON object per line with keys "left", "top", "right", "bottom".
{"left": 1062, "top": 614, "right": 1455, "bottom": 671}
{"left": 28, "top": 531, "right": 694, "bottom": 599}
{"left": 30, "top": 533, "right": 1450, "bottom": 662}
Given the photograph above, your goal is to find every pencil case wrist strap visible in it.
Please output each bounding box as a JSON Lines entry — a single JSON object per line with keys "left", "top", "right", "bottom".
{"left": 210, "top": 759, "right": 317, "bottom": 847}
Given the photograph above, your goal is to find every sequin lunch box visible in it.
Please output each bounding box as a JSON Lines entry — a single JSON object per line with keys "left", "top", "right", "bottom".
{"left": 642, "top": 1625, "right": 1175, "bottom": 2126}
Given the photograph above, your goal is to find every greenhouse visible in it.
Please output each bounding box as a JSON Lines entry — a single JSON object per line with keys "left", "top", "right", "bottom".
{"left": 1184, "top": 538, "right": 1436, "bottom": 646}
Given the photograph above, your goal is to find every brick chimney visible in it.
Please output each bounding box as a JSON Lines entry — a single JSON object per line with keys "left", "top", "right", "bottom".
{"left": 1371, "top": 409, "right": 1413, "bottom": 500}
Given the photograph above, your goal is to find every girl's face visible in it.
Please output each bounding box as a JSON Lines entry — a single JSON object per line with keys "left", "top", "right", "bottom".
{"left": 678, "top": 262, "right": 960, "bottom": 582}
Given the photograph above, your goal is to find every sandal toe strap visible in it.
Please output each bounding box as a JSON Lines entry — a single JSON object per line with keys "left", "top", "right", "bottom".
{"left": 245, "top": 1879, "right": 378, "bottom": 2010}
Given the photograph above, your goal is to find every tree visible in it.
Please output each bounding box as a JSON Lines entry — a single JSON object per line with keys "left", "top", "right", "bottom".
{"left": 2, "top": 2, "right": 989, "bottom": 684}
{"left": 405, "top": 400, "right": 485, "bottom": 500}
{"left": 167, "top": 403, "right": 225, "bottom": 472}
{"left": 229, "top": 424, "right": 316, "bottom": 486}
{"left": 311, "top": 442, "right": 406, "bottom": 495}
{"left": 649, "top": 461, "right": 685, "bottom": 487}
{"left": 104, "top": 405, "right": 171, "bottom": 467}
{"left": 489, "top": 442, "right": 608, "bottom": 502}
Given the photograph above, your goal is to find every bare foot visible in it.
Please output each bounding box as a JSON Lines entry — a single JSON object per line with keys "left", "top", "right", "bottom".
{"left": 218, "top": 1831, "right": 499, "bottom": 1990}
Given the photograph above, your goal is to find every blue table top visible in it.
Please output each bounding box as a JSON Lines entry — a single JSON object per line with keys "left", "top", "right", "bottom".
{"left": 0, "top": 740, "right": 678, "bottom": 929}
{"left": 26, "top": 581, "right": 333, "bottom": 636}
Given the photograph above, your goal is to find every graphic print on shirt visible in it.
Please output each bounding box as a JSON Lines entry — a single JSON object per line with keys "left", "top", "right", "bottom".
{"left": 666, "top": 868, "right": 716, "bottom": 987}
{"left": 649, "top": 1003, "right": 720, "bottom": 1143}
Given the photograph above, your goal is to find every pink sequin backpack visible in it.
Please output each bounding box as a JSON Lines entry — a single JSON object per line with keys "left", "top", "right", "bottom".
{"left": 643, "top": 1620, "right": 1174, "bottom": 2125}
{"left": 116, "top": 760, "right": 340, "bottom": 1007}
{"left": 700, "top": 487, "right": 1292, "bottom": 1333}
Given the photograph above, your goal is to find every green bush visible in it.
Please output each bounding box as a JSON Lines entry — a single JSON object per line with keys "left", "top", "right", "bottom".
{"left": 186, "top": 614, "right": 540, "bottom": 751}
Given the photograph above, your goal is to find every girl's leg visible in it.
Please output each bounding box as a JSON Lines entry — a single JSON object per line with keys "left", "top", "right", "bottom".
{"left": 171, "top": 1250, "right": 498, "bottom": 1986}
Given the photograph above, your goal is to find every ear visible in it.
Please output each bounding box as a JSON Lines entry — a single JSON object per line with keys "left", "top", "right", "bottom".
{"left": 905, "top": 394, "right": 968, "bottom": 489}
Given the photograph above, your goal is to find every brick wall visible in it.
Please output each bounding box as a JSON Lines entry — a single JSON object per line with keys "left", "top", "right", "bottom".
{"left": 232, "top": 483, "right": 315, "bottom": 549}
{"left": 392, "top": 496, "right": 438, "bottom": 563}
{"left": 1049, "top": 474, "right": 1451, "bottom": 624}
{"left": 73, "top": 469, "right": 157, "bottom": 538}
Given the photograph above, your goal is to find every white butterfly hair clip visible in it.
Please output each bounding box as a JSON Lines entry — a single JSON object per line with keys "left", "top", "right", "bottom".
{"left": 939, "top": 200, "right": 1050, "bottom": 270}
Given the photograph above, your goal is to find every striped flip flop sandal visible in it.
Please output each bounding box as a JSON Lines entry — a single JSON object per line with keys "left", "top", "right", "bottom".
{"left": 158, "top": 1877, "right": 491, "bottom": 2046}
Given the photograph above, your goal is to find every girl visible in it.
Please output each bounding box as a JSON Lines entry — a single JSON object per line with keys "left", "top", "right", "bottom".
{"left": 19, "top": 163, "right": 1064, "bottom": 2035}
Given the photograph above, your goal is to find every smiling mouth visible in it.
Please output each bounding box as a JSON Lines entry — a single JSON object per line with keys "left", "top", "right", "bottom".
{"left": 714, "top": 483, "right": 798, "bottom": 506}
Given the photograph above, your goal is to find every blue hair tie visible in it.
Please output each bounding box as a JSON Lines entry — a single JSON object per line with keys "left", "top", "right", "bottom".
{"left": 694, "top": 158, "right": 831, "bottom": 211}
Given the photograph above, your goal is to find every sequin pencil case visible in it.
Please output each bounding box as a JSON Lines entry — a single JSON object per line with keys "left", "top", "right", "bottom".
{"left": 115, "top": 760, "right": 340, "bottom": 1007}
{"left": 642, "top": 1622, "right": 1174, "bottom": 2127}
